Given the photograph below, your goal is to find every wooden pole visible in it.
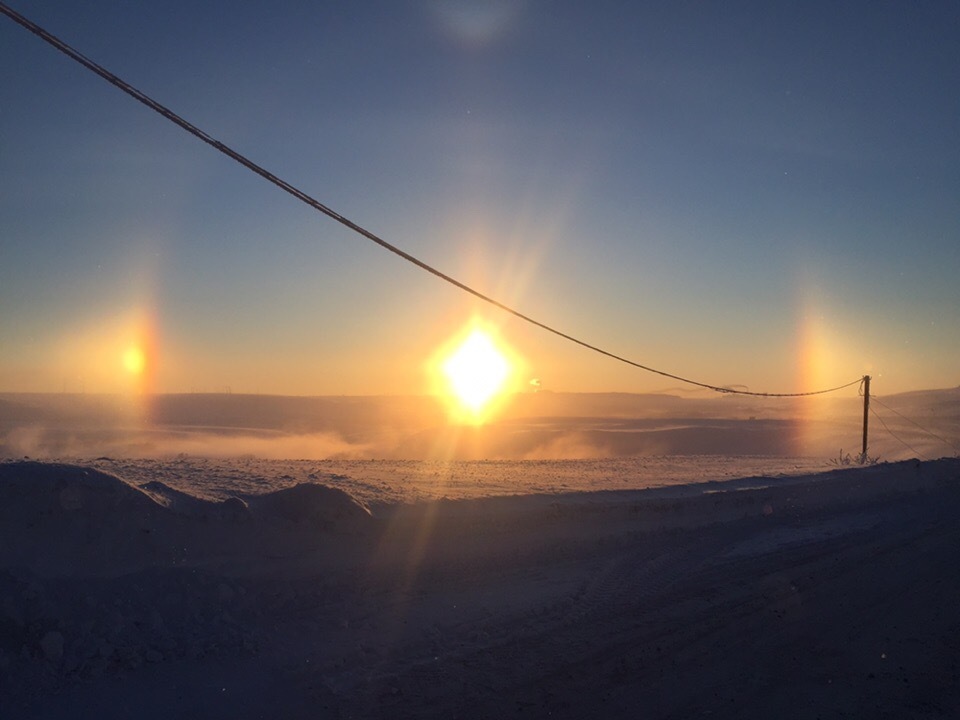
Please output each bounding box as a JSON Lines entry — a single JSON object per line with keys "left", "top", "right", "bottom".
{"left": 861, "top": 375, "right": 871, "bottom": 461}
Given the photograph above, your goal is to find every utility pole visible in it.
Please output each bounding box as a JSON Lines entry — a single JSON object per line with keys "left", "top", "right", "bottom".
{"left": 861, "top": 375, "right": 871, "bottom": 461}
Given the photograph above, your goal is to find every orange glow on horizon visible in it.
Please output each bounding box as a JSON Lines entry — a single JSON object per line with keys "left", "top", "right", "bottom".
{"left": 126, "top": 312, "right": 159, "bottom": 396}
{"left": 797, "top": 314, "right": 832, "bottom": 398}
{"left": 55, "top": 306, "right": 160, "bottom": 396}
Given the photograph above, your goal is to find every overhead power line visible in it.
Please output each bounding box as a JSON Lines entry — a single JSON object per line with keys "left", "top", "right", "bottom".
{"left": 870, "top": 405, "right": 927, "bottom": 460}
{"left": 1, "top": 3, "right": 863, "bottom": 398}
{"left": 871, "top": 395, "right": 960, "bottom": 455}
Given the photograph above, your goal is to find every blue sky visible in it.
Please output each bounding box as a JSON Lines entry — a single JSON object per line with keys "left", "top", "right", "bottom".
{"left": 1, "top": 1, "right": 958, "bottom": 396}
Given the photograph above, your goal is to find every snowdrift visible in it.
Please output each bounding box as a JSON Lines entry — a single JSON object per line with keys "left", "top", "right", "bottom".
{"left": 0, "top": 462, "right": 370, "bottom": 577}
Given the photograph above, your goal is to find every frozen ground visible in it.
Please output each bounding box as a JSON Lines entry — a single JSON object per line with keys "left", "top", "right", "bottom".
{"left": 2, "top": 455, "right": 959, "bottom": 719}
{"left": 83, "top": 455, "right": 839, "bottom": 508}
{"left": 2, "top": 389, "right": 958, "bottom": 717}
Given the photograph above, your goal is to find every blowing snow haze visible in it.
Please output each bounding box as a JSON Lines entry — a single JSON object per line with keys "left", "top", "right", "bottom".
{"left": 2, "top": 388, "right": 958, "bottom": 462}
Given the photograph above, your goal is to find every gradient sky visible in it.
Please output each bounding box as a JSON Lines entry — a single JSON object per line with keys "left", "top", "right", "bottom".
{"left": 1, "top": 1, "right": 958, "bottom": 397}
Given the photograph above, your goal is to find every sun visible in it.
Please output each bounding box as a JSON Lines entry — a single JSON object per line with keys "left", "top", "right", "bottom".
{"left": 436, "top": 326, "right": 516, "bottom": 421}
{"left": 122, "top": 345, "right": 146, "bottom": 375}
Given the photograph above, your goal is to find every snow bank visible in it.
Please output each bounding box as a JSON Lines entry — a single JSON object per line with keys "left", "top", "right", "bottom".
{"left": 0, "top": 462, "right": 376, "bottom": 697}
{"left": 0, "top": 461, "right": 371, "bottom": 577}
{"left": 3, "top": 458, "right": 957, "bottom": 579}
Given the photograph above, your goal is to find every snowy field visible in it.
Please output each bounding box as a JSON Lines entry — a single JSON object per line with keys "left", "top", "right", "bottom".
{"left": 2, "top": 390, "right": 959, "bottom": 718}
{"left": 2, "top": 456, "right": 959, "bottom": 718}
{"left": 80, "top": 455, "right": 840, "bottom": 508}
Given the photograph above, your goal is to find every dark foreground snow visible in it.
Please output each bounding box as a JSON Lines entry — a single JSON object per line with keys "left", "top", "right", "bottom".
{"left": 2, "top": 457, "right": 959, "bottom": 718}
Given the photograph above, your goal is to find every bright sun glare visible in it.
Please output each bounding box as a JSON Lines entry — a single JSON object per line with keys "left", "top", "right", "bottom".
{"left": 441, "top": 328, "right": 511, "bottom": 417}
{"left": 122, "top": 346, "right": 145, "bottom": 375}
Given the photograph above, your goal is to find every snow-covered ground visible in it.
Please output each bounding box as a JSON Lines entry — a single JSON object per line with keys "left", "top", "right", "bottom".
{"left": 2, "top": 454, "right": 959, "bottom": 718}
{"left": 2, "top": 390, "right": 958, "bottom": 716}
{"left": 83, "top": 455, "right": 840, "bottom": 507}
